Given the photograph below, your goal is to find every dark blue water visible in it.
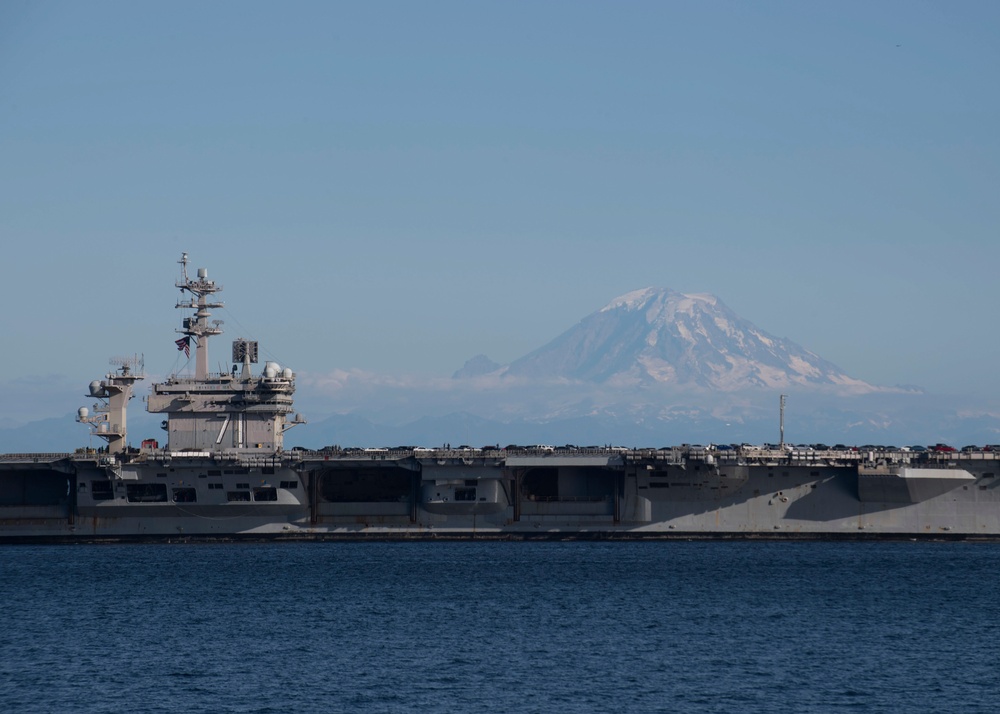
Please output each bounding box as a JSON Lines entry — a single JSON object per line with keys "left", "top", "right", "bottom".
{"left": 1, "top": 542, "right": 998, "bottom": 713}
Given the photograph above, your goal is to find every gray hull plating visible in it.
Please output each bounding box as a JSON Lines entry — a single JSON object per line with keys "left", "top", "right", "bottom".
{"left": 2, "top": 448, "right": 998, "bottom": 540}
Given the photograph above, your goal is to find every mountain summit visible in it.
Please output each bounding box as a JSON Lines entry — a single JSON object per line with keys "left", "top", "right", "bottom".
{"left": 491, "top": 287, "right": 878, "bottom": 393}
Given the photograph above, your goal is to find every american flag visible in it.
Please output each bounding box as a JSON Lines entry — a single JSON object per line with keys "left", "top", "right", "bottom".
{"left": 175, "top": 336, "right": 190, "bottom": 358}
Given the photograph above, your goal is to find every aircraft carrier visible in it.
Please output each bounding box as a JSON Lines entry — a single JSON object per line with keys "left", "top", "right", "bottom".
{"left": 2, "top": 254, "right": 999, "bottom": 542}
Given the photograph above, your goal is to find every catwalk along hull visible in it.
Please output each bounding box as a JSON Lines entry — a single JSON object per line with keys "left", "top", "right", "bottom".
{"left": 2, "top": 448, "right": 998, "bottom": 541}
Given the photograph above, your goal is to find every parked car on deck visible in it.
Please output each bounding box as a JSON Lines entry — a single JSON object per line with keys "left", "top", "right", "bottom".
{"left": 931, "top": 444, "right": 956, "bottom": 453}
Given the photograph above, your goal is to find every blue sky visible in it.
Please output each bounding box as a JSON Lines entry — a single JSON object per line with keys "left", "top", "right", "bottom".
{"left": 2, "top": 1, "right": 999, "bottom": 423}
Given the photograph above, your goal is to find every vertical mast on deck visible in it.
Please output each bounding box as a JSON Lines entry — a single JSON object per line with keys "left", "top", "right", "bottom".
{"left": 175, "top": 252, "right": 224, "bottom": 379}
{"left": 779, "top": 394, "right": 786, "bottom": 450}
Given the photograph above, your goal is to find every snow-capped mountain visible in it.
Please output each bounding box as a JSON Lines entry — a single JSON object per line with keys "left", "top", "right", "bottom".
{"left": 487, "top": 287, "right": 878, "bottom": 393}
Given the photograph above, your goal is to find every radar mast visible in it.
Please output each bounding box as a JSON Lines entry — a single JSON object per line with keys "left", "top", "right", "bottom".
{"left": 175, "top": 252, "right": 224, "bottom": 379}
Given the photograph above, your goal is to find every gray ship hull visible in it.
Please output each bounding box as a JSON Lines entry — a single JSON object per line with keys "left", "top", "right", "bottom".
{"left": 2, "top": 447, "right": 998, "bottom": 541}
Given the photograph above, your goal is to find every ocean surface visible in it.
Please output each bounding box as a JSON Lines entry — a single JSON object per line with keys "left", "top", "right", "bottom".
{"left": 1, "top": 541, "right": 998, "bottom": 713}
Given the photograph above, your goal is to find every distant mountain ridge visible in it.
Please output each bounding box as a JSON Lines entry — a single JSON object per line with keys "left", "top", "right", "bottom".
{"left": 465, "top": 287, "right": 879, "bottom": 394}
{"left": 8, "top": 286, "right": 977, "bottom": 454}
{"left": 452, "top": 354, "right": 501, "bottom": 379}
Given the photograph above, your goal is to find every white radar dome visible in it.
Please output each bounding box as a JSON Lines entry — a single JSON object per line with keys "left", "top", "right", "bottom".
{"left": 89, "top": 381, "right": 103, "bottom": 396}
{"left": 282, "top": 368, "right": 293, "bottom": 380}
{"left": 77, "top": 407, "right": 89, "bottom": 419}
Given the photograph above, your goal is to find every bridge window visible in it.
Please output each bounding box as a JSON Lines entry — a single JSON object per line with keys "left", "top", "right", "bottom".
{"left": 172, "top": 487, "right": 197, "bottom": 503}
{"left": 91, "top": 481, "right": 114, "bottom": 501}
{"left": 253, "top": 487, "right": 277, "bottom": 502}
{"left": 126, "top": 483, "right": 168, "bottom": 503}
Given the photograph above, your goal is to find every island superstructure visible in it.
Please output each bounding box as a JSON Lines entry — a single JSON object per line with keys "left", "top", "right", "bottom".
{"left": 1, "top": 255, "right": 999, "bottom": 541}
{"left": 146, "top": 253, "right": 304, "bottom": 453}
